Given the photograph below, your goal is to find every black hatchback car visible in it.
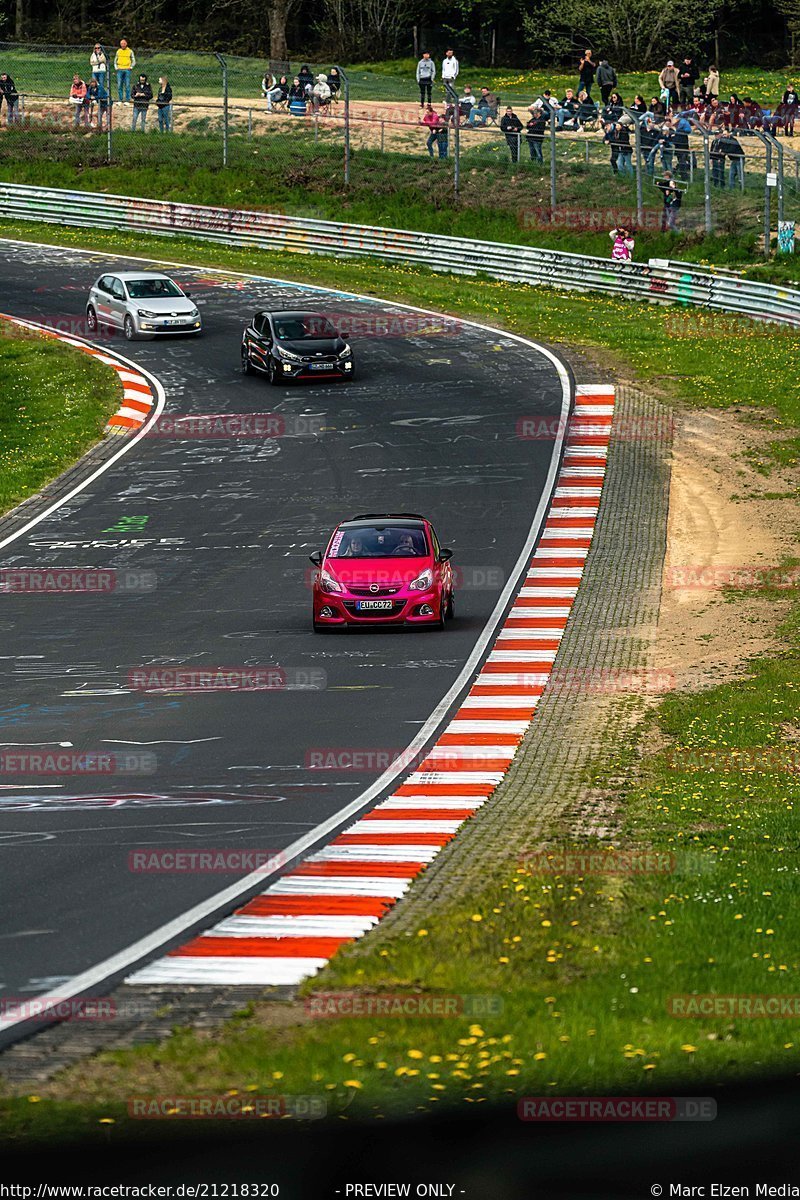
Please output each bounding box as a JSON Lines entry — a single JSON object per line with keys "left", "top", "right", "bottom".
{"left": 241, "top": 310, "right": 355, "bottom": 384}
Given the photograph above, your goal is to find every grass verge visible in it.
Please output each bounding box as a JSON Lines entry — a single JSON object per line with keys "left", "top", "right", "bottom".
{"left": 0, "top": 320, "right": 122, "bottom": 516}
{"left": 0, "top": 224, "right": 798, "bottom": 1143}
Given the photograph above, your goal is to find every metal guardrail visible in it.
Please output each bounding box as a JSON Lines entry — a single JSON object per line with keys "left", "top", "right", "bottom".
{"left": 1, "top": 182, "right": 798, "bottom": 327}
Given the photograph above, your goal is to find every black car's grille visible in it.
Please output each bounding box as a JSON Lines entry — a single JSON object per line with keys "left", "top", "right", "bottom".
{"left": 301, "top": 354, "right": 338, "bottom": 363}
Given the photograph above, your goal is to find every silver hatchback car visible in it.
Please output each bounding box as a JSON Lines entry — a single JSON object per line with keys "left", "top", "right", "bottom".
{"left": 86, "top": 271, "right": 202, "bottom": 340}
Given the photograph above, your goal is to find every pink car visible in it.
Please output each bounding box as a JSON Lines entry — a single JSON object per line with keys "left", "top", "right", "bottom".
{"left": 309, "top": 514, "right": 454, "bottom": 632}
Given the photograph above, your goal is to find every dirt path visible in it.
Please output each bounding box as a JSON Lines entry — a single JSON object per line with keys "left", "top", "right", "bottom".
{"left": 658, "top": 407, "right": 800, "bottom": 689}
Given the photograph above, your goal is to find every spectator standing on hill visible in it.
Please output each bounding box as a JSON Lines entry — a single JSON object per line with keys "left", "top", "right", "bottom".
{"left": 525, "top": 101, "right": 548, "bottom": 162}
{"left": 657, "top": 172, "right": 682, "bottom": 231}
{"left": 596, "top": 59, "right": 617, "bottom": 105}
{"left": 130, "top": 73, "right": 152, "bottom": 131}
{"left": 442, "top": 49, "right": 459, "bottom": 89}
{"left": 678, "top": 57, "right": 698, "bottom": 107}
{"left": 724, "top": 132, "right": 745, "bottom": 187}
{"left": 69, "top": 75, "right": 88, "bottom": 127}
{"left": 416, "top": 51, "right": 435, "bottom": 106}
{"left": 114, "top": 39, "right": 135, "bottom": 102}
{"left": 578, "top": 50, "right": 596, "bottom": 96}
{"left": 500, "top": 105, "right": 523, "bottom": 162}
{"left": 422, "top": 105, "right": 448, "bottom": 158}
{"left": 298, "top": 65, "right": 314, "bottom": 96}
{"left": 610, "top": 226, "right": 634, "bottom": 261}
{"left": 92, "top": 74, "right": 110, "bottom": 130}
{"left": 156, "top": 75, "right": 172, "bottom": 131}
{"left": 705, "top": 65, "right": 720, "bottom": 99}
{"left": 90, "top": 44, "right": 107, "bottom": 85}
{"left": 604, "top": 120, "right": 633, "bottom": 175}
{"left": 0, "top": 73, "right": 19, "bottom": 125}
{"left": 658, "top": 60, "right": 679, "bottom": 110}
{"left": 710, "top": 129, "right": 727, "bottom": 186}
{"left": 779, "top": 86, "right": 797, "bottom": 135}
{"left": 672, "top": 115, "right": 691, "bottom": 181}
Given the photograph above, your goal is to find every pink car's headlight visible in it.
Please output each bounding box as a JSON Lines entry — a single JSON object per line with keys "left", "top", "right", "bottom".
{"left": 408, "top": 568, "right": 434, "bottom": 592}
{"left": 320, "top": 568, "right": 343, "bottom": 594}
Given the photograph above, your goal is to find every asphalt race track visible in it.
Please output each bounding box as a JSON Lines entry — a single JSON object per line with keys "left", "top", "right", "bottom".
{"left": 0, "top": 239, "right": 569, "bottom": 1029}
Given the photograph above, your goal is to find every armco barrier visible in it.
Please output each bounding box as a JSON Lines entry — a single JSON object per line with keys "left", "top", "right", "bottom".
{"left": 1, "top": 183, "right": 799, "bottom": 327}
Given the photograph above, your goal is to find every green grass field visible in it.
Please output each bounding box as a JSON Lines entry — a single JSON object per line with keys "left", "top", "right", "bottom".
{"left": 0, "top": 321, "right": 122, "bottom": 515}
{"left": 0, "top": 226, "right": 798, "bottom": 1140}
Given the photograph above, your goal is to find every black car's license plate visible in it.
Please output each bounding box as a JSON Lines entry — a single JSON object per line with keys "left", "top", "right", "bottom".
{"left": 356, "top": 600, "right": 393, "bottom": 611}
{"left": 309, "top": 362, "right": 334, "bottom": 371}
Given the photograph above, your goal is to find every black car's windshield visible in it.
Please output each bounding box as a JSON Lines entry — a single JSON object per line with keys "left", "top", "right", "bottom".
{"left": 330, "top": 527, "right": 428, "bottom": 558}
{"left": 126, "top": 278, "right": 184, "bottom": 299}
{"left": 274, "top": 315, "right": 337, "bottom": 341}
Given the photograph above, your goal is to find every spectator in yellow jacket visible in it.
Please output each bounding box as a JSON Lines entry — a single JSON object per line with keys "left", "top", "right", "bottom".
{"left": 114, "top": 39, "right": 135, "bottom": 102}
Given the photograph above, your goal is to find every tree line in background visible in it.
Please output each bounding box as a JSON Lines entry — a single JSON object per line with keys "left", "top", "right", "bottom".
{"left": 1, "top": 0, "right": 798, "bottom": 69}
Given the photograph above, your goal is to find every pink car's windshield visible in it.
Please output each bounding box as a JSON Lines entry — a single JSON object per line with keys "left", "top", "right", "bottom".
{"left": 330, "top": 527, "right": 428, "bottom": 558}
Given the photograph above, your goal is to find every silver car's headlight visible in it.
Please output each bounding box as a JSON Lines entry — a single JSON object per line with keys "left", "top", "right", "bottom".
{"left": 277, "top": 345, "right": 302, "bottom": 362}
{"left": 137, "top": 309, "right": 160, "bottom": 318}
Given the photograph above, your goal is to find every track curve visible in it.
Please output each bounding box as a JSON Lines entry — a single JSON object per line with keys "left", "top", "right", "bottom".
{"left": 0, "top": 239, "right": 570, "bottom": 1031}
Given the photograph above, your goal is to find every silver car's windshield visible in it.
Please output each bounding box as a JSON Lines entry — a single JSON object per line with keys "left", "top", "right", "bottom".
{"left": 125, "top": 278, "right": 184, "bottom": 299}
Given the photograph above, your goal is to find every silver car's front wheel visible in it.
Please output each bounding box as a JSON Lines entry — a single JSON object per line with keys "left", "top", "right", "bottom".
{"left": 123, "top": 315, "right": 137, "bottom": 341}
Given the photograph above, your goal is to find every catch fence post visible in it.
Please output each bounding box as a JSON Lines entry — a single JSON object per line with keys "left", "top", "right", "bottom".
{"left": 215, "top": 52, "right": 228, "bottom": 167}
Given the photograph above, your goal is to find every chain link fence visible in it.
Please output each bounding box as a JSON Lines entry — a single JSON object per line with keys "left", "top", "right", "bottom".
{"left": 1, "top": 40, "right": 799, "bottom": 248}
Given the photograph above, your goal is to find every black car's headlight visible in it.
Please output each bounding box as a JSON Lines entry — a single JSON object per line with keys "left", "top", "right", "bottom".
{"left": 338, "top": 343, "right": 352, "bottom": 358}
{"left": 277, "top": 345, "right": 303, "bottom": 362}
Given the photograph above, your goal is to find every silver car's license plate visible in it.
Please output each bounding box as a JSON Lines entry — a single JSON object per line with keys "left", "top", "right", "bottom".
{"left": 356, "top": 600, "right": 393, "bottom": 611}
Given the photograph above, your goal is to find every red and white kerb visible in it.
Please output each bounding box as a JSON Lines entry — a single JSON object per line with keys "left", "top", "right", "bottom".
{"left": 128, "top": 384, "right": 615, "bottom": 987}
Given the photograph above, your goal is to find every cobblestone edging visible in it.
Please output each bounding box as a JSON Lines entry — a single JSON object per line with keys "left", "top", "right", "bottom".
{"left": 0, "top": 360, "right": 674, "bottom": 1088}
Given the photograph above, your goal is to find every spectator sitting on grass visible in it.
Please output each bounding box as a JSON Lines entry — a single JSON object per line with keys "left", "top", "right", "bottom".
{"left": 500, "top": 105, "right": 523, "bottom": 162}
{"left": 632, "top": 94, "right": 647, "bottom": 113}
{"left": 328, "top": 67, "right": 341, "bottom": 98}
{"left": 726, "top": 93, "right": 745, "bottom": 129}
{"left": 298, "top": 65, "right": 314, "bottom": 96}
{"left": 458, "top": 84, "right": 476, "bottom": 122}
{"left": 702, "top": 96, "right": 725, "bottom": 129}
{"left": 576, "top": 90, "right": 597, "bottom": 127}
{"left": 557, "top": 88, "right": 580, "bottom": 129}
{"left": 263, "top": 74, "right": 288, "bottom": 111}
{"left": 312, "top": 73, "right": 331, "bottom": 112}
{"left": 156, "top": 75, "right": 172, "bottom": 132}
{"left": 421, "top": 105, "right": 448, "bottom": 158}
{"left": 742, "top": 95, "right": 764, "bottom": 128}
{"left": 0, "top": 73, "right": 19, "bottom": 125}
{"left": 596, "top": 58, "right": 617, "bottom": 104}
{"left": 649, "top": 95, "right": 666, "bottom": 117}
{"left": 469, "top": 86, "right": 496, "bottom": 126}
{"left": 114, "top": 39, "right": 135, "bottom": 102}
{"left": 288, "top": 77, "right": 307, "bottom": 115}
{"left": 601, "top": 90, "right": 624, "bottom": 123}
{"left": 90, "top": 44, "right": 107, "bottom": 85}
{"left": 416, "top": 52, "right": 435, "bottom": 106}
{"left": 130, "top": 73, "right": 152, "bottom": 131}
{"left": 538, "top": 88, "right": 559, "bottom": 111}
{"left": 69, "top": 74, "right": 88, "bottom": 127}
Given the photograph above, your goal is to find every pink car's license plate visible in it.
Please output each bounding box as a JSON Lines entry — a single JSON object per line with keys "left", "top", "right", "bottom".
{"left": 356, "top": 600, "right": 393, "bottom": 611}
